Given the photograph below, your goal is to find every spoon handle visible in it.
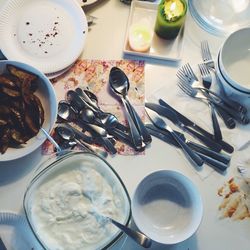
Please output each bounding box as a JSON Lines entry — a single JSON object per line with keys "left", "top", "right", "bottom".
{"left": 75, "top": 138, "right": 108, "bottom": 158}
{"left": 109, "top": 218, "right": 152, "bottom": 248}
{"left": 125, "top": 97, "right": 152, "bottom": 145}
{"left": 121, "top": 98, "right": 143, "bottom": 151}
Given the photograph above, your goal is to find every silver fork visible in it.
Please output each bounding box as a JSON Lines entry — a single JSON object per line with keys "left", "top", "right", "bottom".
{"left": 198, "top": 63, "right": 212, "bottom": 89}
{"left": 201, "top": 40, "right": 215, "bottom": 69}
{"left": 177, "top": 76, "right": 249, "bottom": 122}
{"left": 178, "top": 66, "right": 237, "bottom": 129}
{"left": 177, "top": 78, "right": 222, "bottom": 140}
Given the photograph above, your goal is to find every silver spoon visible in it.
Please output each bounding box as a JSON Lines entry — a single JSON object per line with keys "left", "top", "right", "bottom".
{"left": 55, "top": 124, "right": 108, "bottom": 158}
{"left": 109, "top": 68, "right": 144, "bottom": 150}
{"left": 109, "top": 67, "right": 152, "bottom": 146}
{"left": 57, "top": 101, "right": 78, "bottom": 121}
{"left": 41, "top": 128, "right": 62, "bottom": 153}
{"left": 95, "top": 213, "right": 152, "bottom": 248}
{"left": 80, "top": 89, "right": 128, "bottom": 131}
{"left": 79, "top": 108, "right": 117, "bottom": 154}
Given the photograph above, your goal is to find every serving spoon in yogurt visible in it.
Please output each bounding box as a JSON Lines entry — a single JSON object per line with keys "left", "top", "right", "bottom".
{"left": 96, "top": 212, "right": 152, "bottom": 248}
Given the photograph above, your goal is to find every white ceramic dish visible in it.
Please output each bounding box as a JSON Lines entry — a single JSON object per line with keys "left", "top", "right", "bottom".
{"left": 123, "top": 1, "right": 184, "bottom": 62}
{"left": 0, "top": 0, "right": 87, "bottom": 75}
{"left": 132, "top": 170, "right": 203, "bottom": 245}
{"left": 219, "top": 27, "right": 250, "bottom": 93}
{"left": 0, "top": 60, "right": 57, "bottom": 162}
{"left": 216, "top": 51, "right": 250, "bottom": 111}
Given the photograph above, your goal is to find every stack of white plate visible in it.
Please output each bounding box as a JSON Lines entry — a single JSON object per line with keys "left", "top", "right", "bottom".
{"left": 215, "top": 27, "right": 250, "bottom": 112}
{"left": 189, "top": 0, "right": 250, "bottom": 36}
{"left": 0, "top": 0, "right": 88, "bottom": 79}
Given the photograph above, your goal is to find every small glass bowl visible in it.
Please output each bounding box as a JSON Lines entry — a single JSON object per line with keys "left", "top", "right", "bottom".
{"left": 23, "top": 151, "right": 131, "bottom": 250}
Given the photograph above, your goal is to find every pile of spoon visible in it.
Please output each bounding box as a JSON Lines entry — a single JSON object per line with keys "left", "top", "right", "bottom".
{"left": 54, "top": 67, "right": 151, "bottom": 155}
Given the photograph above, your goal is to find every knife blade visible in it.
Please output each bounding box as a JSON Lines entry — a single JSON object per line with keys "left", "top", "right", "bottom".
{"left": 145, "top": 107, "right": 204, "bottom": 168}
{"left": 146, "top": 123, "right": 230, "bottom": 165}
{"left": 146, "top": 124, "right": 229, "bottom": 172}
{"left": 158, "top": 99, "right": 234, "bottom": 153}
{"left": 145, "top": 102, "right": 222, "bottom": 152}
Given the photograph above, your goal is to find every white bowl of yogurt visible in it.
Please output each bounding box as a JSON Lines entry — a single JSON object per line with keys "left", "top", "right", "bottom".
{"left": 23, "top": 151, "right": 131, "bottom": 250}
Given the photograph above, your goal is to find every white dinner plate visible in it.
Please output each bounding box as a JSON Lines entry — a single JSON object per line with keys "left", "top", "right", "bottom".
{"left": 0, "top": 0, "right": 88, "bottom": 74}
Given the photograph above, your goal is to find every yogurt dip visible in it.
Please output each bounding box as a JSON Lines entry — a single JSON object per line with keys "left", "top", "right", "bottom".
{"left": 25, "top": 153, "right": 130, "bottom": 250}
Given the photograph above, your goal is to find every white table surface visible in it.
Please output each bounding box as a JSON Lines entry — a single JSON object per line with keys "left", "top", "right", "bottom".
{"left": 0, "top": 0, "right": 249, "bottom": 250}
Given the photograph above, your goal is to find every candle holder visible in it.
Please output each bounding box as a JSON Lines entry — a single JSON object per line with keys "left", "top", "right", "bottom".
{"left": 154, "top": 0, "right": 187, "bottom": 40}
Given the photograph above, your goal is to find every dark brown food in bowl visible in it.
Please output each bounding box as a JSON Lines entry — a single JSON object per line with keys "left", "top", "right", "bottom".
{"left": 0, "top": 65, "right": 44, "bottom": 154}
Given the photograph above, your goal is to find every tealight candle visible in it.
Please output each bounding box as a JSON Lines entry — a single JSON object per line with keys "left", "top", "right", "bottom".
{"left": 154, "top": 0, "right": 187, "bottom": 40}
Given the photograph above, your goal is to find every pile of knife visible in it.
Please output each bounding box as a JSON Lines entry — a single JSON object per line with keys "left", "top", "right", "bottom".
{"left": 145, "top": 99, "right": 233, "bottom": 172}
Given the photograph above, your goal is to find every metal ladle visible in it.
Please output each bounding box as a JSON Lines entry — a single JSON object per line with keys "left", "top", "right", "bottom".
{"left": 109, "top": 67, "right": 152, "bottom": 146}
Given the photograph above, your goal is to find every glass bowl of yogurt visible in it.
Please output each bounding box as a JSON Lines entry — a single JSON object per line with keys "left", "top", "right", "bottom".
{"left": 23, "top": 151, "right": 131, "bottom": 250}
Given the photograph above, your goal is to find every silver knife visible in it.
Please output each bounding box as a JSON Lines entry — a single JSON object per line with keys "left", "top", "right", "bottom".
{"left": 145, "top": 107, "right": 204, "bottom": 168}
{"left": 145, "top": 102, "right": 223, "bottom": 152}
{"left": 158, "top": 99, "right": 234, "bottom": 153}
{"left": 146, "top": 124, "right": 229, "bottom": 172}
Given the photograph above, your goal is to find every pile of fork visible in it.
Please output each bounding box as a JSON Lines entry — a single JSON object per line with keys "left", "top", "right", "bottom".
{"left": 176, "top": 41, "right": 249, "bottom": 141}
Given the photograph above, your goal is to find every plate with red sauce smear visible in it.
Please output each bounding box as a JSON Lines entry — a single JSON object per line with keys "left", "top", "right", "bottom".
{"left": 0, "top": 0, "right": 88, "bottom": 75}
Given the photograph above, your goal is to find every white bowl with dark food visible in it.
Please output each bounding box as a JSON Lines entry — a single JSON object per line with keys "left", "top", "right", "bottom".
{"left": 132, "top": 170, "right": 203, "bottom": 245}
{"left": 219, "top": 27, "right": 250, "bottom": 93}
{"left": 0, "top": 60, "right": 57, "bottom": 161}
{"left": 23, "top": 151, "right": 131, "bottom": 250}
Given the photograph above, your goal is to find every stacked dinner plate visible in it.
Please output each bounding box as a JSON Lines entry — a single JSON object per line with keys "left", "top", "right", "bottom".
{"left": 189, "top": 0, "right": 250, "bottom": 36}
{"left": 0, "top": 0, "right": 88, "bottom": 78}
{"left": 215, "top": 28, "right": 250, "bottom": 115}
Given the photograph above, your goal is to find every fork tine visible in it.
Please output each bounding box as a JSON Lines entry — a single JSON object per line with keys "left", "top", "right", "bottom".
{"left": 199, "top": 63, "right": 210, "bottom": 77}
{"left": 179, "top": 67, "right": 193, "bottom": 81}
{"left": 176, "top": 70, "right": 191, "bottom": 83}
{"left": 198, "top": 63, "right": 206, "bottom": 77}
{"left": 178, "top": 79, "right": 196, "bottom": 97}
{"left": 201, "top": 63, "right": 210, "bottom": 76}
{"left": 182, "top": 63, "right": 198, "bottom": 80}
{"left": 201, "top": 40, "right": 212, "bottom": 61}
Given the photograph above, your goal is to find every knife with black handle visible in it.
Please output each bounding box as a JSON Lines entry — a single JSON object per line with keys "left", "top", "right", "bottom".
{"left": 146, "top": 124, "right": 230, "bottom": 164}
{"left": 146, "top": 102, "right": 222, "bottom": 152}
{"left": 146, "top": 108, "right": 204, "bottom": 168}
{"left": 146, "top": 124, "right": 229, "bottom": 172}
{"left": 158, "top": 99, "right": 234, "bottom": 153}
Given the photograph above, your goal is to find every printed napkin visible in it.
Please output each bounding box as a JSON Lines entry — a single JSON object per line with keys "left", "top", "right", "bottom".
{"left": 42, "top": 59, "right": 145, "bottom": 155}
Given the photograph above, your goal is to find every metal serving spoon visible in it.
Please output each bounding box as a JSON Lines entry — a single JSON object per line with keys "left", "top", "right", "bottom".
{"left": 94, "top": 212, "right": 152, "bottom": 248}
{"left": 109, "top": 67, "right": 152, "bottom": 146}
{"left": 109, "top": 68, "right": 144, "bottom": 150}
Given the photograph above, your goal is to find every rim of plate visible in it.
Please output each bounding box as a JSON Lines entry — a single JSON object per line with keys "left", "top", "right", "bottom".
{"left": 0, "top": 0, "right": 88, "bottom": 74}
